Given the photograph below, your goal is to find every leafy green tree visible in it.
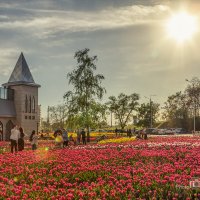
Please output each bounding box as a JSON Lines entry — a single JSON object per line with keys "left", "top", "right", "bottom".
{"left": 185, "top": 77, "right": 200, "bottom": 130}
{"left": 65, "top": 102, "right": 107, "bottom": 130}
{"left": 88, "top": 101, "right": 108, "bottom": 128}
{"left": 64, "top": 48, "right": 106, "bottom": 141}
{"left": 48, "top": 104, "right": 68, "bottom": 129}
{"left": 137, "top": 101, "right": 160, "bottom": 127}
{"left": 185, "top": 77, "right": 200, "bottom": 116}
{"left": 40, "top": 118, "right": 51, "bottom": 132}
{"left": 163, "top": 92, "right": 190, "bottom": 129}
{"left": 107, "top": 93, "right": 139, "bottom": 130}
{"left": 158, "top": 77, "right": 200, "bottom": 130}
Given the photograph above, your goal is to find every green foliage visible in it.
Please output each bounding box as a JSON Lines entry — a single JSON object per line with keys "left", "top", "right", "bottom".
{"left": 48, "top": 104, "right": 68, "bottom": 129}
{"left": 137, "top": 101, "right": 160, "bottom": 127}
{"left": 107, "top": 93, "right": 139, "bottom": 129}
{"left": 163, "top": 77, "right": 200, "bottom": 130}
{"left": 163, "top": 92, "right": 190, "bottom": 129}
{"left": 64, "top": 49, "right": 106, "bottom": 136}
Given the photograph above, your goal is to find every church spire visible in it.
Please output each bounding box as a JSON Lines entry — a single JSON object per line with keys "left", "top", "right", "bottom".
{"left": 2, "top": 52, "right": 40, "bottom": 88}
{"left": 8, "top": 52, "right": 35, "bottom": 83}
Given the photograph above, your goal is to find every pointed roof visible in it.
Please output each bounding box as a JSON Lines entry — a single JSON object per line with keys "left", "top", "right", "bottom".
{"left": 3, "top": 52, "right": 40, "bottom": 87}
{"left": 9, "top": 52, "right": 35, "bottom": 83}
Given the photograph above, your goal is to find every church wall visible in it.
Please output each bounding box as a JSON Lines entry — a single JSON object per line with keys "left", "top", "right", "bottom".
{"left": 9, "top": 85, "right": 39, "bottom": 136}
{"left": 0, "top": 117, "right": 16, "bottom": 141}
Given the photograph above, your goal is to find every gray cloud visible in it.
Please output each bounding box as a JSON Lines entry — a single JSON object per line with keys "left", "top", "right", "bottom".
{"left": 0, "top": 0, "right": 169, "bottom": 11}
{"left": 0, "top": 4, "right": 170, "bottom": 40}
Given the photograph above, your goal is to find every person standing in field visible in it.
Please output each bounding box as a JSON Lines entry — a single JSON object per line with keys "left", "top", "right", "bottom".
{"left": 62, "top": 129, "right": 68, "bottom": 147}
{"left": 10, "top": 125, "right": 20, "bottom": 153}
{"left": 144, "top": 131, "right": 148, "bottom": 140}
{"left": 76, "top": 129, "right": 81, "bottom": 144}
{"left": 55, "top": 131, "right": 63, "bottom": 148}
{"left": 115, "top": 128, "right": 118, "bottom": 137}
{"left": 81, "top": 129, "right": 86, "bottom": 145}
{"left": 30, "top": 130, "right": 38, "bottom": 150}
{"left": 18, "top": 127, "right": 25, "bottom": 151}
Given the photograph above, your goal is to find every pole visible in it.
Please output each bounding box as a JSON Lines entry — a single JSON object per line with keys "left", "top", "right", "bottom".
{"left": 111, "top": 112, "right": 112, "bottom": 127}
{"left": 150, "top": 98, "right": 152, "bottom": 128}
{"left": 144, "top": 95, "right": 156, "bottom": 128}
{"left": 194, "top": 110, "right": 196, "bottom": 132}
{"left": 193, "top": 87, "right": 196, "bottom": 132}
{"left": 186, "top": 79, "right": 196, "bottom": 133}
{"left": 47, "top": 106, "right": 50, "bottom": 124}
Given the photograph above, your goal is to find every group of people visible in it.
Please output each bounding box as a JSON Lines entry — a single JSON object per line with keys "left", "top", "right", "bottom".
{"left": 54, "top": 128, "right": 87, "bottom": 148}
{"left": 9, "top": 126, "right": 88, "bottom": 153}
{"left": 9, "top": 125, "right": 148, "bottom": 153}
{"left": 114, "top": 128, "right": 148, "bottom": 140}
{"left": 115, "top": 128, "right": 136, "bottom": 137}
{"left": 136, "top": 129, "right": 148, "bottom": 140}
{"left": 10, "top": 125, "right": 37, "bottom": 153}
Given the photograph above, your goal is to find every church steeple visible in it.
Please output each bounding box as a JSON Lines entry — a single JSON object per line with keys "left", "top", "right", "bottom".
{"left": 3, "top": 52, "right": 40, "bottom": 87}
{"left": 8, "top": 52, "right": 35, "bottom": 83}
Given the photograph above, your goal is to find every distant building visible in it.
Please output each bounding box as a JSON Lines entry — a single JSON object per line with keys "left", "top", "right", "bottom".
{"left": 0, "top": 53, "right": 40, "bottom": 141}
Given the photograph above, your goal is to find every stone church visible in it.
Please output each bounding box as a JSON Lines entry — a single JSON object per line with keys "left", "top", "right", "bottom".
{"left": 0, "top": 53, "right": 40, "bottom": 141}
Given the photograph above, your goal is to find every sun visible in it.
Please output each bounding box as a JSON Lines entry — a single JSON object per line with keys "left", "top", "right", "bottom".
{"left": 166, "top": 12, "right": 198, "bottom": 43}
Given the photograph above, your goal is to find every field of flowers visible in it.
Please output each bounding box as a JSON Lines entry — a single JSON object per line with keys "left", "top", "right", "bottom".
{"left": 0, "top": 136, "right": 200, "bottom": 199}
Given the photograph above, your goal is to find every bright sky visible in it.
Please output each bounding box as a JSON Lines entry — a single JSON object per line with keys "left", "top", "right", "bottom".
{"left": 0, "top": 0, "right": 200, "bottom": 119}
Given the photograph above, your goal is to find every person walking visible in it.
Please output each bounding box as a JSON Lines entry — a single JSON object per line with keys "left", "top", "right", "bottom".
{"left": 144, "top": 131, "right": 148, "bottom": 140}
{"left": 77, "top": 129, "right": 81, "bottom": 144}
{"left": 10, "top": 125, "right": 20, "bottom": 153}
{"left": 30, "top": 130, "right": 38, "bottom": 150}
{"left": 18, "top": 127, "right": 25, "bottom": 151}
{"left": 62, "top": 129, "right": 68, "bottom": 147}
{"left": 127, "top": 129, "right": 131, "bottom": 138}
{"left": 115, "top": 128, "right": 118, "bottom": 137}
{"left": 81, "top": 129, "right": 86, "bottom": 145}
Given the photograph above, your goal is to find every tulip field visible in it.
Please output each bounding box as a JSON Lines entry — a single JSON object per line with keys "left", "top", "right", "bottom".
{"left": 0, "top": 136, "right": 200, "bottom": 199}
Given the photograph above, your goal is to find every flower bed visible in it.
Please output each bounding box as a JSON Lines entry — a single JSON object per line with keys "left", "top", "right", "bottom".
{"left": 43, "top": 132, "right": 116, "bottom": 139}
{"left": 98, "top": 137, "right": 136, "bottom": 144}
{"left": 0, "top": 136, "right": 199, "bottom": 199}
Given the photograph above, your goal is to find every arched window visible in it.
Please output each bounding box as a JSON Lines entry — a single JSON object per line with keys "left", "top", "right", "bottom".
{"left": 25, "top": 95, "right": 28, "bottom": 113}
{"left": 32, "top": 96, "right": 35, "bottom": 113}
{"left": 29, "top": 96, "right": 31, "bottom": 113}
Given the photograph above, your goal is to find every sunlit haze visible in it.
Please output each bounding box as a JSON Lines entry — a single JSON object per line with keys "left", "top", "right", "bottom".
{"left": 166, "top": 12, "right": 198, "bottom": 43}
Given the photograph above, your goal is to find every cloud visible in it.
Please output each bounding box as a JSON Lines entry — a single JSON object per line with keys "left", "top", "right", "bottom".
{"left": 0, "top": 48, "right": 21, "bottom": 76}
{"left": 0, "top": 4, "right": 170, "bottom": 39}
{"left": 0, "top": 15, "right": 9, "bottom": 19}
{"left": 0, "top": 0, "right": 167, "bottom": 11}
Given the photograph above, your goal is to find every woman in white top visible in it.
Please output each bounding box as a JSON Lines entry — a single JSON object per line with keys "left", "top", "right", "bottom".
{"left": 10, "top": 125, "right": 20, "bottom": 153}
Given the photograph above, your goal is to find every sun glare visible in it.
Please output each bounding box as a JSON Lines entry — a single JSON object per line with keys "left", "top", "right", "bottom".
{"left": 166, "top": 12, "right": 198, "bottom": 43}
